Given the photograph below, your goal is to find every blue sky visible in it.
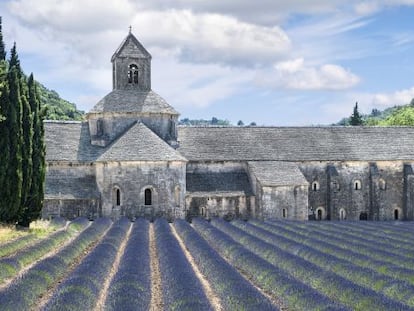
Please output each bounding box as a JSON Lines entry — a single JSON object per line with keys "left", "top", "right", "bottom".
{"left": 1, "top": 0, "right": 414, "bottom": 125}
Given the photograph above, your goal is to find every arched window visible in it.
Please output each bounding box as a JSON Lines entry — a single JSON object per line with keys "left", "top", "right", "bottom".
{"left": 339, "top": 208, "right": 346, "bottom": 220}
{"left": 113, "top": 187, "right": 121, "bottom": 206}
{"left": 128, "top": 64, "right": 139, "bottom": 84}
{"left": 312, "top": 181, "right": 320, "bottom": 191}
{"left": 282, "top": 208, "right": 287, "bottom": 218}
{"left": 379, "top": 179, "right": 386, "bottom": 190}
{"left": 354, "top": 180, "right": 362, "bottom": 190}
{"left": 144, "top": 188, "right": 152, "bottom": 206}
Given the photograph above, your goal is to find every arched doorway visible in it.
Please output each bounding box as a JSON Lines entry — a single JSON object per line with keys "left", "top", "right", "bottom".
{"left": 359, "top": 212, "right": 368, "bottom": 220}
{"left": 315, "top": 207, "right": 325, "bottom": 220}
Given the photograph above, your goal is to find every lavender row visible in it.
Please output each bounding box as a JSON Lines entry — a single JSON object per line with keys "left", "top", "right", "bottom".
{"left": 302, "top": 221, "right": 414, "bottom": 256}
{"left": 210, "top": 218, "right": 410, "bottom": 311}
{"left": 173, "top": 219, "right": 277, "bottom": 311}
{"left": 234, "top": 220, "right": 414, "bottom": 306}
{"left": 266, "top": 220, "right": 414, "bottom": 271}
{"left": 191, "top": 218, "right": 348, "bottom": 311}
{"left": 154, "top": 218, "right": 212, "bottom": 311}
{"left": 253, "top": 220, "right": 414, "bottom": 285}
{"left": 0, "top": 217, "right": 112, "bottom": 311}
{"left": 104, "top": 218, "right": 151, "bottom": 311}
{"left": 0, "top": 229, "right": 71, "bottom": 283}
{"left": 44, "top": 217, "right": 130, "bottom": 311}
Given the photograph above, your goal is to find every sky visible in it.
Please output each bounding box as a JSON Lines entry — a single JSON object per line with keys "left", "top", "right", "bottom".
{"left": 1, "top": 0, "right": 414, "bottom": 126}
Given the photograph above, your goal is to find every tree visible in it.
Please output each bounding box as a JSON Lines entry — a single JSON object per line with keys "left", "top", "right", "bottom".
{"left": 0, "top": 17, "right": 5, "bottom": 61}
{"left": 350, "top": 102, "right": 363, "bottom": 126}
{"left": 237, "top": 120, "right": 244, "bottom": 126}
{"left": 21, "top": 74, "right": 45, "bottom": 226}
{"left": 249, "top": 121, "right": 257, "bottom": 126}
{"left": 1, "top": 43, "right": 24, "bottom": 222}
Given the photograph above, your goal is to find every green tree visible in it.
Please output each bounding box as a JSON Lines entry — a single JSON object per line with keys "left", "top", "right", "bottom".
{"left": 0, "top": 17, "right": 5, "bottom": 61}
{"left": 381, "top": 105, "right": 414, "bottom": 126}
{"left": 350, "top": 102, "right": 363, "bottom": 126}
{"left": 237, "top": 120, "right": 244, "bottom": 126}
{"left": 2, "top": 43, "right": 24, "bottom": 222}
{"left": 21, "top": 74, "right": 45, "bottom": 226}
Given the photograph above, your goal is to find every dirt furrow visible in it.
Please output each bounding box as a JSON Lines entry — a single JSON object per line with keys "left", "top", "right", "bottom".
{"left": 95, "top": 222, "right": 133, "bottom": 311}
{"left": 170, "top": 224, "right": 222, "bottom": 311}
{"left": 149, "top": 223, "right": 163, "bottom": 311}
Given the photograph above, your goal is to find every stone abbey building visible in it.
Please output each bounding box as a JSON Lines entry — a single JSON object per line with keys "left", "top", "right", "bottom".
{"left": 43, "top": 31, "right": 414, "bottom": 221}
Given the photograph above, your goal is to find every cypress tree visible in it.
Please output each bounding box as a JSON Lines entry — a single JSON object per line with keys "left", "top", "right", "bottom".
{"left": 23, "top": 74, "right": 45, "bottom": 225}
{"left": 350, "top": 102, "right": 363, "bottom": 126}
{"left": 0, "top": 59, "right": 9, "bottom": 221}
{"left": 20, "top": 71, "right": 33, "bottom": 224}
{"left": 0, "top": 17, "right": 6, "bottom": 61}
{"left": 3, "top": 43, "right": 23, "bottom": 223}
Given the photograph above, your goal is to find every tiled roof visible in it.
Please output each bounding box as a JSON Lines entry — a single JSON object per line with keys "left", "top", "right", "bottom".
{"left": 45, "top": 121, "right": 105, "bottom": 162}
{"left": 89, "top": 90, "right": 178, "bottom": 115}
{"left": 45, "top": 175, "right": 99, "bottom": 199}
{"left": 111, "top": 32, "right": 151, "bottom": 61}
{"left": 97, "top": 122, "right": 187, "bottom": 162}
{"left": 248, "top": 161, "right": 308, "bottom": 186}
{"left": 186, "top": 172, "right": 253, "bottom": 196}
{"left": 177, "top": 126, "right": 414, "bottom": 161}
{"left": 45, "top": 121, "right": 186, "bottom": 162}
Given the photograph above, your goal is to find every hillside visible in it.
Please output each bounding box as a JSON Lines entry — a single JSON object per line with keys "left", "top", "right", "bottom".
{"left": 37, "top": 82, "right": 84, "bottom": 121}
{"left": 336, "top": 99, "right": 414, "bottom": 126}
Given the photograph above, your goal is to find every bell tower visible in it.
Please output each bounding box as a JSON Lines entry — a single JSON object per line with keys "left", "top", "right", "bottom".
{"left": 111, "top": 28, "right": 151, "bottom": 91}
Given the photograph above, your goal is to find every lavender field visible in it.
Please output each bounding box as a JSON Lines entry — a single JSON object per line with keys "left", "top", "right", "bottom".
{"left": 1, "top": 217, "right": 414, "bottom": 311}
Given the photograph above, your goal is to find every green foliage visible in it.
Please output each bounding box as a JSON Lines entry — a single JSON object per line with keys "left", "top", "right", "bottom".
{"left": 179, "top": 117, "right": 230, "bottom": 126}
{"left": 37, "top": 84, "right": 84, "bottom": 121}
{"left": 350, "top": 102, "right": 364, "bottom": 126}
{"left": 0, "top": 17, "right": 5, "bottom": 61}
{"left": 378, "top": 105, "right": 414, "bottom": 126}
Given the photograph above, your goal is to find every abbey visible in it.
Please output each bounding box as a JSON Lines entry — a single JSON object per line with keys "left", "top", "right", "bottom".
{"left": 43, "top": 31, "right": 414, "bottom": 221}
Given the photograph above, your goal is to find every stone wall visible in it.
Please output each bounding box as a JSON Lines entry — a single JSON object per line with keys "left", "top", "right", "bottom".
{"left": 95, "top": 160, "right": 186, "bottom": 220}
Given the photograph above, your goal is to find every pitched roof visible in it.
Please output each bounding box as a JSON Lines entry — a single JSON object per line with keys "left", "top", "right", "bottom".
{"left": 248, "top": 161, "right": 308, "bottom": 186}
{"left": 45, "top": 121, "right": 105, "bottom": 162}
{"left": 45, "top": 121, "right": 186, "bottom": 162}
{"left": 97, "top": 122, "right": 187, "bottom": 162}
{"left": 45, "top": 175, "right": 99, "bottom": 199}
{"left": 111, "top": 32, "right": 151, "bottom": 61}
{"left": 177, "top": 126, "right": 414, "bottom": 161}
{"left": 186, "top": 172, "right": 253, "bottom": 196}
{"left": 89, "top": 90, "right": 178, "bottom": 115}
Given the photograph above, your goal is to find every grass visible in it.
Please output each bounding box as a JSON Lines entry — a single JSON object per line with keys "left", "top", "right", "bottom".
{"left": 0, "top": 219, "right": 60, "bottom": 244}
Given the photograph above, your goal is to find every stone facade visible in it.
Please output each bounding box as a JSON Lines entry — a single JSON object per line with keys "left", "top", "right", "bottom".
{"left": 43, "top": 31, "right": 414, "bottom": 221}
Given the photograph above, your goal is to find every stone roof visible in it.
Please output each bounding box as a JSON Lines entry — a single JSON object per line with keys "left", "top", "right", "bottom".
{"left": 248, "top": 161, "right": 308, "bottom": 186}
{"left": 45, "top": 121, "right": 185, "bottom": 162}
{"left": 45, "top": 121, "right": 105, "bottom": 162}
{"left": 89, "top": 90, "right": 178, "bottom": 115}
{"left": 111, "top": 32, "right": 151, "bottom": 61}
{"left": 177, "top": 126, "right": 414, "bottom": 161}
{"left": 186, "top": 172, "right": 253, "bottom": 196}
{"left": 45, "top": 175, "right": 99, "bottom": 199}
{"left": 97, "top": 122, "right": 187, "bottom": 162}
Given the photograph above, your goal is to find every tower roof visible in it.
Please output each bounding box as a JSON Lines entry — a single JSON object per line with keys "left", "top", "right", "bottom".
{"left": 111, "top": 31, "right": 151, "bottom": 62}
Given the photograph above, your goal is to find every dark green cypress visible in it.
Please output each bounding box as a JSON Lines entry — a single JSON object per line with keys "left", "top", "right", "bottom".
{"left": 0, "top": 17, "right": 6, "bottom": 61}
{"left": 24, "top": 74, "right": 45, "bottom": 225}
{"left": 20, "top": 72, "right": 33, "bottom": 225}
{"left": 0, "top": 58, "right": 9, "bottom": 221}
{"left": 3, "top": 43, "right": 23, "bottom": 223}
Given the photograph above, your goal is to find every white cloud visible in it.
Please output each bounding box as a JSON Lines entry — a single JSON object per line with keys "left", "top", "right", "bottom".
{"left": 257, "top": 58, "right": 360, "bottom": 91}
{"left": 371, "top": 87, "right": 414, "bottom": 107}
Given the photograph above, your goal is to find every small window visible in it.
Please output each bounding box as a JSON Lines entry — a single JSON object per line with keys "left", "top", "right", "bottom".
{"left": 331, "top": 181, "right": 340, "bottom": 191}
{"left": 144, "top": 188, "right": 152, "bottom": 206}
{"left": 113, "top": 187, "right": 121, "bottom": 206}
{"left": 339, "top": 208, "right": 346, "bottom": 220}
{"left": 96, "top": 119, "right": 103, "bottom": 136}
{"left": 312, "top": 181, "right": 320, "bottom": 191}
{"left": 379, "top": 179, "right": 386, "bottom": 190}
{"left": 128, "top": 64, "right": 139, "bottom": 84}
{"left": 354, "top": 180, "right": 362, "bottom": 190}
{"left": 282, "top": 208, "right": 287, "bottom": 218}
